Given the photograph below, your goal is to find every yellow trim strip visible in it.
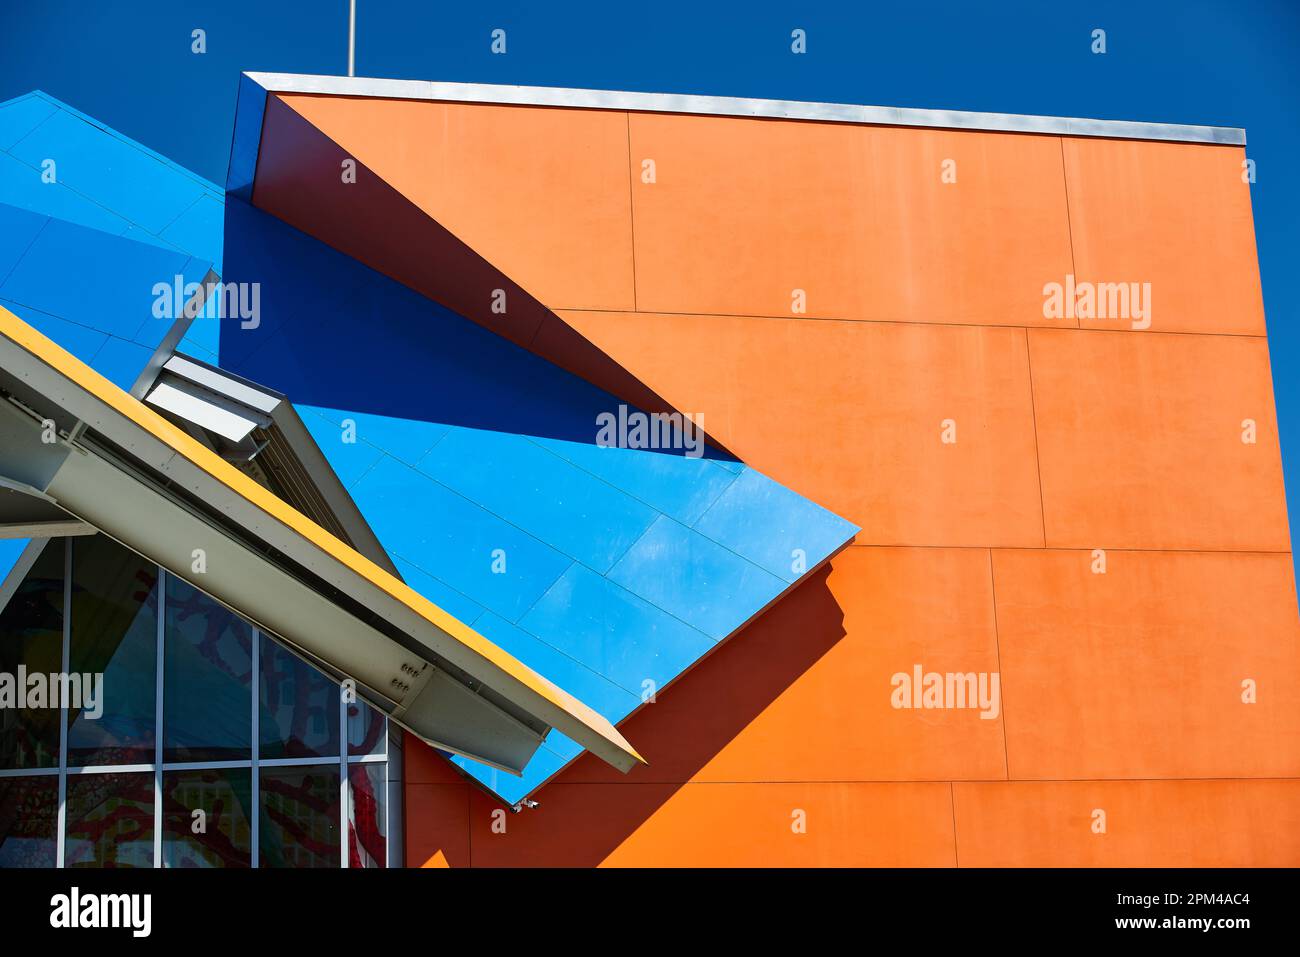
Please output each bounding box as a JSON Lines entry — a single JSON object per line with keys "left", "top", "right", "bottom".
{"left": 0, "top": 304, "right": 644, "bottom": 766}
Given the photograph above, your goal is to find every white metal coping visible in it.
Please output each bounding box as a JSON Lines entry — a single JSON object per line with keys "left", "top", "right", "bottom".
{"left": 245, "top": 71, "right": 1246, "bottom": 146}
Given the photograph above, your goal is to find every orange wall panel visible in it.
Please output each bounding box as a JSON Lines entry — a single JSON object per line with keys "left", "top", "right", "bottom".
{"left": 404, "top": 736, "right": 475, "bottom": 868}
{"left": 1029, "top": 328, "right": 1289, "bottom": 551}
{"left": 468, "top": 782, "right": 957, "bottom": 867}
{"left": 992, "top": 548, "right": 1300, "bottom": 780}
{"left": 560, "top": 310, "right": 1044, "bottom": 546}
{"left": 279, "top": 94, "right": 636, "bottom": 311}
{"left": 628, "top": 114, "right": 1073, "bottom": 324}
{"left": 685, "top": 546, "right": 1008, "bottom": 783}
{"left": 552, "top": 548, "right": 1004, "bottom": 785}
{"left": 1063, "top": 139, "right": 1264, "bottom": 335}
{"left": 406, "top": 784, "right": 473, "bottom": 868}
{"left": 348, "top": 100, "right": 1296, "bottom": 866}
{"left": 406, "top": 734, "right": 476, "bottom": 785}
{"left": 954, "top": 780, "right": 1300, "bottom": 866}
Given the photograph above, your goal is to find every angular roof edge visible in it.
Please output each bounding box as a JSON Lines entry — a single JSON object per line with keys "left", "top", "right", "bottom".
{"left": 242, "top": 71, "right": 1246, "bottom": 146}
{"left": 0, "top": 303, "right": 645, "bottom": 777}
{"left": 2, "top": 91, "right": 225, "bottom": 196}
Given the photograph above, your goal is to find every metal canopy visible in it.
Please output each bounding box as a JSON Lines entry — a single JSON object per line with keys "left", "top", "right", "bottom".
{"left": 0, "top": 304, "right": 645, "bottom": 778}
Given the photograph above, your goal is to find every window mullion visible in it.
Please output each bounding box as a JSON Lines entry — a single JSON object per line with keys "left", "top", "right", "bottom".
{"left": 339, "top": 684, "right": 348, "bottom": 869}
{"left": 251, "top": 628, "right": 260, "bottom": 868}
{"left": 153, "top": 565, "right": 165, "bottom": 868}
{"left": 55, "top": 538, "right": 70, "bottom": 869}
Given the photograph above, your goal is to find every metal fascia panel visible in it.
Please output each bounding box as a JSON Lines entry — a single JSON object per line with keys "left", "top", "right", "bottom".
{"left": 144, "top": 379, "right": 264, "bottom": 443}
{"left": 243, "top": 71, "right": 1246, "bottom": 146}
{"left": 161, "top": 353, "right": 284, "bottom": 415}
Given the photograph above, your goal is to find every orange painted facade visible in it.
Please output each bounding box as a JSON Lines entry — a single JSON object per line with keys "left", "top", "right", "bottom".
{"left": 275, "top": 93, "right": 1296, "bottom": 867}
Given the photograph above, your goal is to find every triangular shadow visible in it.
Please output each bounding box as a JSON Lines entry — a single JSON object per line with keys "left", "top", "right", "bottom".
{"left": 217, "top": 195, "right": 734, "bottom": 460}
{"left": 232, "top": 93, "right": 732, "bottom": 456}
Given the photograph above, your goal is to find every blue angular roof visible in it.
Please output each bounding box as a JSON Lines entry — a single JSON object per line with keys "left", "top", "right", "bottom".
{"left": 0, "top": 91, "right": 222, "bottom": 589}
{"left": 0, "top": 203, "right": 211, "bottom": 385}
{"left": 0, "top": 91, "right": 223, "bottom": 265}
{"left": 220, "top": 199, "right": 858, "bottom": 803}
{"left": 0, "top": 91, "right": 226, "bottom": 362}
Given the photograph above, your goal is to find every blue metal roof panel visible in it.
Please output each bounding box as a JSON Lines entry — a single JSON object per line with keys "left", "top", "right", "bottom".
{"left": 349, "top": 454, "right": 573, "bottom": 624}
{"left": 298, "top": 406, "right": 387, "bottom": 488}
{"left": 608, "top": 514, "right": 790, "bottom": 641}
{"left": 0, "top": 94, "right": 57, "bottom": 151}
{"left": 0, "top": 201, "right": 46, "bottom": 280}
{"left": 0, "top": 211, "right": 207, "bottom": 351}
{"left": 417, "top": 427, "right": 660, "bottom": 575}
{"left": 518, "top": 562, "right": 715, "bottom": 699}
{"left": 533, "top": 434, "right": 740, "bottom": 527}
{"left": 217, "top": 198, "right": 859, "bottom": 804}
{"left": 7, "top": 104, "right": 208, "bottom": 235}
{"left": 159, "top": 193, "right": 226, "bottom": 273}
{"left": 0, "top": 91, "right": 225, "bottom": 274}
{"left": 0, "top": 151, "right": 134, "bottom": 236}
{"left": 693, "top": 466, "right": 862, "bottom": 584}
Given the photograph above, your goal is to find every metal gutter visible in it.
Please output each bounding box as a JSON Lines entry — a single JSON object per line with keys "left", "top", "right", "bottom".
{"left": 243, "top": 71, "right": 1246, "bottom": 146}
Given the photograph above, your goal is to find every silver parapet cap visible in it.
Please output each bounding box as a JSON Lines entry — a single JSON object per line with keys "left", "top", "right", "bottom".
{"left": 245, "top": 72, "right": 1246, "bottom": 146}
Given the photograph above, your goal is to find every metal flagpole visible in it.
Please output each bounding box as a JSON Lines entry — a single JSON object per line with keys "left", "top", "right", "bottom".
{"left": 348, "top": 0, "right": 356, "bottom": 77}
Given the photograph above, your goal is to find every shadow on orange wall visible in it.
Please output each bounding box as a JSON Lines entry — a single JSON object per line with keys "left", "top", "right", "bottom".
{"left": 249, "top": 94, "right": 739, "bottom": 454}
{"left": 406, "top": 562, "right": 847, "bottom": 867}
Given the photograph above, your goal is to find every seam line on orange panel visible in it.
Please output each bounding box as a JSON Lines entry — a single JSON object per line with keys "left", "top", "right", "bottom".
{"left": 625, "top": 112, "right": 639, "bottom": 312}
{"left": 553, "top": 780, "right": 1300, "bottom": 785}
{"left": 949, "top": 782, "right": 960, "bottom": 868}
{"left": 842, "top": 543, "right": 1292, "bottom": 556}
{"left": 1059, "top": 137, "right": 1080, "bottom": 329}
{"left": 988, "top": 549, "right": 1011, "bottom": 782}
{"left": 1024, "top": 329, "right": 1048, "bottom": 547}
{"left": 565, "top": 776, "right": 1300, "bottom": 784}
{"left": 552, "top": 308, "right": 1270, "bottom": 339}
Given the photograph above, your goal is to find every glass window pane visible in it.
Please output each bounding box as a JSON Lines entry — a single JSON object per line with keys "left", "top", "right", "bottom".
{"left": 347, "top": 763, "right": 386, "bottom": 868}
{"left": 65, "top": 771, "right": 154, "bottom": 867}
{"left": 163, "top": 575, "right": 253, "bottom": 763}
{"left": 0, "top": 775, "right": 59, "bottom": 867}
{"left": 0, "top": 540, "right": 64, "bottom": 769}
{"left": 162, "top": 767, "right": 252, "bottom": 868}
{"left": 347, "top": 697, "right": 385, "bottom": 757}
{"left": 259, "top": 764, "right": 340, "bottom": 868}
{"left": 68, "top": 536, "right": 157, "bottom": 767}
{"left": 259, "top": 638, "right": 339, "bottom": 760}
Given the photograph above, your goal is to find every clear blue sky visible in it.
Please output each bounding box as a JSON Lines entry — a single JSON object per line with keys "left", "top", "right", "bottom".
{"left": 3, "top": 0, "right": 1298, "bottom": 568}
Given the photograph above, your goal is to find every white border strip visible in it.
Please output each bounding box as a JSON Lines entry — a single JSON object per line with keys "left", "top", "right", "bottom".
{"left": 245, "top": 71, "right": 1246, "bottom": 146}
